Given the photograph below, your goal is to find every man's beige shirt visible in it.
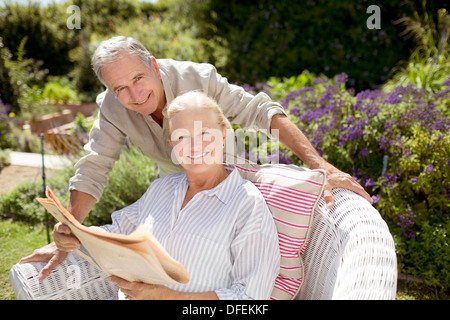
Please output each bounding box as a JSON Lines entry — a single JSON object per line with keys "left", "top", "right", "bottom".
{"left": 69, "top": 59, "right": 286, "bottom": 201}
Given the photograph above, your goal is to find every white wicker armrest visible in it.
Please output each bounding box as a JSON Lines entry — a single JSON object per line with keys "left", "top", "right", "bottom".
{"left": 296, "top": 188, "right": 397, "bottom": 300}
{"left": 9, "top": 250, "right": 118, "bottom": 300}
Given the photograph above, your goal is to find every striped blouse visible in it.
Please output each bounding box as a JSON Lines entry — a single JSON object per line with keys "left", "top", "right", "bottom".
{"left": 100, "top": 168, "right": 280, "bottom": 300}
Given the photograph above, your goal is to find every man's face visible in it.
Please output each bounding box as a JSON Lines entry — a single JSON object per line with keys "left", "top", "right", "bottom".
{"left": 101, "top": 52, "right": 166, "bottom": 115}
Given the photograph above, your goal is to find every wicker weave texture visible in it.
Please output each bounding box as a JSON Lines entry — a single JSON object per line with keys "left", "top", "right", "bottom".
{"left": 296, "top": 188, "right": 397, "bottom": 300}
{"left": 9, "top": 251, "right": 118, "bottom": 300}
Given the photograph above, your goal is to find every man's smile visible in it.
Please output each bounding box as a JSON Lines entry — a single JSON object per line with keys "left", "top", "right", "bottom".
{"left": 133, "top": 93, "right": 151, "bottom": 106}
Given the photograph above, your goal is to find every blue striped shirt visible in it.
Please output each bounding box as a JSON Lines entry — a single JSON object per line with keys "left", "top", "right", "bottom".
{"left": 101, "top": 168, "right": 280, "bottom": 300}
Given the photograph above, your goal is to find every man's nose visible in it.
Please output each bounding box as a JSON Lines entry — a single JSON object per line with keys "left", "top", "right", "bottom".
{"left": 129, "top": 85, "right": 142, "bottom": 102}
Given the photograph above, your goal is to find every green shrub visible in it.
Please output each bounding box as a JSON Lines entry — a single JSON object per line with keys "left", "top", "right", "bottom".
{"left": 42, "top": 81, "right": 79, "bottom": 105}
{"left": 87, "top": 143, "right": 159, "bottom": 225}
{"left": 383, "top": 6, "right": 450, "bottom": 93}
{"left": 0, "top": 166, "right": 73, "bottom": 223}
{"left": 0, "top": 144, "right": 159, "bottom": 226}
{"left": 196, "top": 0, "right": 430, "bottom": 90}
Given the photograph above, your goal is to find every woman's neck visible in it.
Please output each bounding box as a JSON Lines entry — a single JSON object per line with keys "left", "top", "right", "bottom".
{"left": 185, "top": 165, "right": 229, "bottom": 192}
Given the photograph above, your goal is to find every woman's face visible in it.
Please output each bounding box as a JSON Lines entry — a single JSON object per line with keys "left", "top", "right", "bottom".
{"left": 169, "top": 107, "right": 226, "bottom": 173}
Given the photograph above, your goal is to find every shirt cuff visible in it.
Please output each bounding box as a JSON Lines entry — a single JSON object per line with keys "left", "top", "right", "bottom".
{"left": 215, "top": 288, "right": 241, "bottom": 300}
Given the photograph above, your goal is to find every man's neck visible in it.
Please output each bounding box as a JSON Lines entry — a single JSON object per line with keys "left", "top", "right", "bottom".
{"left": 150, "top": 108, "right": 164, "bottom": 127}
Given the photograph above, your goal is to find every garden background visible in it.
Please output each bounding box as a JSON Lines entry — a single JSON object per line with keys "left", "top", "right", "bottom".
{"left": 0, "top": 0, "right": 449, "bottom": 299}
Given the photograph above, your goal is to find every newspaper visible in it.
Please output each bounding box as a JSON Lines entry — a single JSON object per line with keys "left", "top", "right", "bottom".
{"left": 37, "top": 187, "right": 190, "bottom": 285}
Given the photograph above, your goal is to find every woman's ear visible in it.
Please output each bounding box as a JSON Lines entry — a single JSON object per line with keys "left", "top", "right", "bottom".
{"left": 222, "top": 127, "right": 228, "bottom": 146}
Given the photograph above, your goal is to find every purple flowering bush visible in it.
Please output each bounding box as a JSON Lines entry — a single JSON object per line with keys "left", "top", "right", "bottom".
{"left": 0, "top": 99, "right": 40, "bottom": 153}
{"left": 249, "top": 73, "right": 450, "bottom": 290}
{"left": 0, "top": 99, "right": 17, "bottom": 150}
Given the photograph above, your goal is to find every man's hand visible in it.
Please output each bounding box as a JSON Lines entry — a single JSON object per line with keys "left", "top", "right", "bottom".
{"left": 319, "top": 161, "right": 373, "bottom": 208}
{"left": 52, "top": 222, "right": 81, "bottom": 252}
{"left": 19, "top": 242, "right": 68, "bottom": 280}
{"left": 18, "top": 223, "right": 81, "bottom": 280}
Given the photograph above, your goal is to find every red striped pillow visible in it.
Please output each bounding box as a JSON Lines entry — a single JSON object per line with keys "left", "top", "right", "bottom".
{"left": 229, "top": 159, "right": 325, "bottom": 300}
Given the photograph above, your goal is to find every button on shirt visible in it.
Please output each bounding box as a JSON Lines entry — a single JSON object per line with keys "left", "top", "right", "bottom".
{"left": 100, "top": 168, "right": 280, "bottom": 300}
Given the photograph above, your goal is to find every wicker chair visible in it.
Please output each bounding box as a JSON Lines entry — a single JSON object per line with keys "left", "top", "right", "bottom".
{"left": 9, "top": 188, "right": 397, "bottom": 300}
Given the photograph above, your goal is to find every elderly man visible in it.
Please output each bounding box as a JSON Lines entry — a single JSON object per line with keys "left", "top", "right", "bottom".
{"left": 21, "top": 36, "right": 371, "bottom": 279}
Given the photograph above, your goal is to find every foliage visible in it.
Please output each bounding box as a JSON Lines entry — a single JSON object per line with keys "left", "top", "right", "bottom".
{"left": 0, "top": 1, "right": 77, "bottom": 76}
{"left": 72, "top": 112, "right": 94, "bottom": 134}
{"left": 0, "top": 164, "right": 73, "bottom": 223}
{"left": 1, "top": 36, "right": 48, "bottom": 114}
{"left": 0, "top": 149, "right": 10, "bottom": 171}
{"left": 42, "top": 79, "right": 80, "bottom": 104}
{"left": 87, "top": 143, "right": 159, "bottom": 225}
{"left": 0, "top": 99, "right": 42, "bottom": 154}
{"left": 0, "top": 37, "right": 20, "bottom": 113}
{"left": 384, "top": 4, "right": 450, "bottom": 93}
{"left": 250, "top": 72, "right": 449, "bottom": 290}
{"left": 194, "top": 0, "right": 445, "bottom": 90}
{"left": 0, "top": 98, "right": 17, "bottom": 150}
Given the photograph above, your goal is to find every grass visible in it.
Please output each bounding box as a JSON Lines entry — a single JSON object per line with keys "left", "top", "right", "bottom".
{"left": 396, "top": 278, "right": 450, "bottom": 300}
{"left": 0, "top": 219, "right": 48, "bottom": 300}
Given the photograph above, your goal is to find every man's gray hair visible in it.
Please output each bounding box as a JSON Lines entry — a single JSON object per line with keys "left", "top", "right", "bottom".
{"left": 91, "top": 36, "right": 152, "bottom": 86}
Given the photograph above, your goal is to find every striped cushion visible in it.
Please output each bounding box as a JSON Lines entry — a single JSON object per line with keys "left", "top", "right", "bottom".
{"left": 227, "top": 158, "right": 325, "bottom": 300}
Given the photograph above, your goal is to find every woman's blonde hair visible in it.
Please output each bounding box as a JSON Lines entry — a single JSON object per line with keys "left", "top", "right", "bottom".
{"left": 166, "top": 91, "right": 230, "bottom": 135}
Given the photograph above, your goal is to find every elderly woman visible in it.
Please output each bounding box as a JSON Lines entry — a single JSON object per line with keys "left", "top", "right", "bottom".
{"left": 54, "top": 91, "right": 280, "bottom": 300}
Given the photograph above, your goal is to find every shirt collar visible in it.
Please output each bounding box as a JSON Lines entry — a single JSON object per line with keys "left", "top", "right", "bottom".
{"left": 182, "top": 167, "right": 243, "bottom": 205}
{"left": 158, "top": 61, "right": 175, "bottom": 107}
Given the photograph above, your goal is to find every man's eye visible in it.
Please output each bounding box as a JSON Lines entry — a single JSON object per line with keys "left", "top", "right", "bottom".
{"left": 116, "top": 87, "right": 124, "bottom": 94}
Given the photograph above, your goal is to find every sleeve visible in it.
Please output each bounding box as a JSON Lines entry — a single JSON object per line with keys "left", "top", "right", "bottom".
{"left": 206, "top": 65, "right": 287, "bottom": 136}
{"left": 98, "top": 199, "right": 140, "bottom": 235}
{"left": 68, "top": 90, "right": 126, "bottom": 201}
{"left": 215, "top": 191, "right": 280, "bottom": 300}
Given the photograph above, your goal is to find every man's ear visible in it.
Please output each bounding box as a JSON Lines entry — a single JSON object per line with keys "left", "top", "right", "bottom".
{"left": 151, "top": 57, "right": 161, "bottom": 78}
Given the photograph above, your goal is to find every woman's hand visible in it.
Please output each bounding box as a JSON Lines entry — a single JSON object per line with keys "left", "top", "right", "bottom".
{"left": 108, "top": 276, "right": 180, "bottom": 300}
{"left": 108, "top": 276, "right": 219, "bottom": 300}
